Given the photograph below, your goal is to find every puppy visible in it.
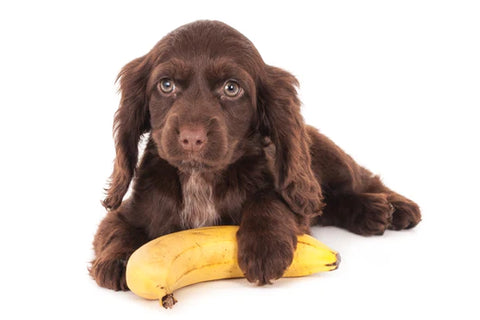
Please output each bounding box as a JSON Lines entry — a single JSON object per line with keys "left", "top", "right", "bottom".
{"left": 90, "top": 20, "right": 421, "bottom": 290}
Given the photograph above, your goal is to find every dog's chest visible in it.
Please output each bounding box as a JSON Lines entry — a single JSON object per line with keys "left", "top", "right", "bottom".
{"left": 180, "top": 171, "right": 219, "bottom": 228}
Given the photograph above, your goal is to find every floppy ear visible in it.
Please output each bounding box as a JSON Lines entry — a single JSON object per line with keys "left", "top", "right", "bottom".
{"left": 258, "top": 66, "right": 324, "bottom": 216}
{"left": 103, "top": 55, "right": 151, "bottom": 210}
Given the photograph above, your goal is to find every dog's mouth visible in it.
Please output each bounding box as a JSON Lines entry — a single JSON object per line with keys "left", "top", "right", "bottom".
{"left": 157, "top": 145, "right": 228, "bottom": 173}
{"left": 155, "top": 129, "right": 231, "bottom": 173}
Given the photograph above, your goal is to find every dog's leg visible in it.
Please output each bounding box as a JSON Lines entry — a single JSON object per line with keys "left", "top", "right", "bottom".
{"left": 307, "top": 126, "right": 421, "bottom": 235}
{"left": 319, "top": 191, "right": 395, "bottom": 235}
{"left": 89, "top": 207, "right": 148, "bottom": 291}
{"left": 236, "top": 191, "right": 302, "bottom": 285}
{"left": 318, "top": 178, "right": 421, "bottom": 235}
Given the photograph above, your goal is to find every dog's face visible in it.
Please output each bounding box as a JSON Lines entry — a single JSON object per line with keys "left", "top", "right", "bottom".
{"left": 148, "top": 54, "right": 257, "bottom": 172}
{"left": 144, "top": 23, "right": 263, "bottom": 172}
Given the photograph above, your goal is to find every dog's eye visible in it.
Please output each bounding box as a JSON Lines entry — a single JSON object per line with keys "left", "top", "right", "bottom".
{"left": 223, "top": 80, "right": 240, "bottom": 97}
{"left": 159, "top": 79, "right": 175, "bottom": 94}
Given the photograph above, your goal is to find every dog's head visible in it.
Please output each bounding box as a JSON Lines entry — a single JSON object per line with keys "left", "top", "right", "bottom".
{"left": 104, "top": 20, "right": 322, "bottom": 217}
{"left": 147, "top": 21, "right": 263, "bottom": 172}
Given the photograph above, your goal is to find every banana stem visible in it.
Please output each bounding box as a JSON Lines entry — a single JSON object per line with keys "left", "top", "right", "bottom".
{"left": 161, "top": 293, "right": 177, "bottom": 309}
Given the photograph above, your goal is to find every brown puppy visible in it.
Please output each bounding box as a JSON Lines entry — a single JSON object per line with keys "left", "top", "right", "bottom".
{"left": 90, "top": 20, "right": 421, "bottom": 290}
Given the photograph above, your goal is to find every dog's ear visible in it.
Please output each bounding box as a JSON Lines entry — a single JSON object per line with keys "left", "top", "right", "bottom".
{"left": 103, "top": 55, "right": 151, "bottom": 210}
{"left": 258, "top": 66, "right": 324, "bottom": 216}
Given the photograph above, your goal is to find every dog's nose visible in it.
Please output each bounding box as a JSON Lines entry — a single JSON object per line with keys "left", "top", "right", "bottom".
{"left": 179, "top": 126, "right": 207, "bottom": 152}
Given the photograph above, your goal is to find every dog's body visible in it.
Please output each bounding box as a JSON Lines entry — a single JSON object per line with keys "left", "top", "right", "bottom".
{"left": 90, "top": 21, "right": 421, "bottom": 290}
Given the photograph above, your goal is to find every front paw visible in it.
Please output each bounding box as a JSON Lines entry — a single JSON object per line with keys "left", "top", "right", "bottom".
{"left": 89, "top": 257, "right": 128, "bottom": 291}
{"left": 236, "top": 228, "right": 296, "bottom": 285}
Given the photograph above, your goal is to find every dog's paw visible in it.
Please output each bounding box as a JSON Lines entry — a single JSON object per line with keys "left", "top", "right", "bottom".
{"left": 236, "top": 227, "right": 296, "bottom": 285}
{"left": 350, "top": 193, "right": 393, "bottom": 236}
{"left": 89, "top": 257, "right": 128, "bottom": 291}
{"left": 387, "top": 193, "right": 422, "bottom": 230}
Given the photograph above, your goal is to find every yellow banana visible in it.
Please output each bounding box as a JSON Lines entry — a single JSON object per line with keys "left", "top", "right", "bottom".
{"left": 126, "top": 225, "right": 340, "bottom": 308}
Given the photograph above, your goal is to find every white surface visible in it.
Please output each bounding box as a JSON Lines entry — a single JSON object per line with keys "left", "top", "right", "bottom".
{"left": 1, "top": 1, "right": 479, "bottom": 319}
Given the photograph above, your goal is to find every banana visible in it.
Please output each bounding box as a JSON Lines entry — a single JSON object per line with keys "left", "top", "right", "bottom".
{"left": 126, "top": 225, "right": 340, "bottom": 308}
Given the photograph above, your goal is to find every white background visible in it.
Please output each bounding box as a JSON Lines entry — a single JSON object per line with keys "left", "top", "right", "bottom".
{"left": 1, "top": 0, "right": 479, "bottom": 319}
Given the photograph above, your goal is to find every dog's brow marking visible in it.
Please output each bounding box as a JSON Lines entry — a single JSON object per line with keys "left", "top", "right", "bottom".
{"left": 180, "top": 171, "right": 219, "bottom": 228}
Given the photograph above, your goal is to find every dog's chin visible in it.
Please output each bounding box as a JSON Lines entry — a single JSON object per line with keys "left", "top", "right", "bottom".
{"left": 177, "top": 160, "right": 212, "bottom": 172}
{"left": 169, "top": 157, "right": 225, "bottom": 173}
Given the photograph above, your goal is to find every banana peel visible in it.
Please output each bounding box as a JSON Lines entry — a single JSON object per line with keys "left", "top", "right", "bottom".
{"left": 126, "top": 225, "right": 340, "bottom": 308}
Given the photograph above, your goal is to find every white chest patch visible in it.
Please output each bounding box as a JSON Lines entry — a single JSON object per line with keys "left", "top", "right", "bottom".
{"left": 180, "top": 171, "right": 219, "bottom": 229}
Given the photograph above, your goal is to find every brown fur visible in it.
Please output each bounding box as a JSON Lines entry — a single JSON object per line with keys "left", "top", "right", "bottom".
{"left": 90, "top": 20, "right": 421, "bottom": 290}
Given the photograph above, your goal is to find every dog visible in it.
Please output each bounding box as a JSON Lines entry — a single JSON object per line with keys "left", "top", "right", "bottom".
{"left": 90, "top": 20, "right": 421, "bottom": 290}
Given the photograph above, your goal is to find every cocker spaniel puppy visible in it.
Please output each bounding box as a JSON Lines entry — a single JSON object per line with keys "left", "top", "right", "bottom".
{"left": 90, "top": 20, "right": 421, "bottom": 290}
